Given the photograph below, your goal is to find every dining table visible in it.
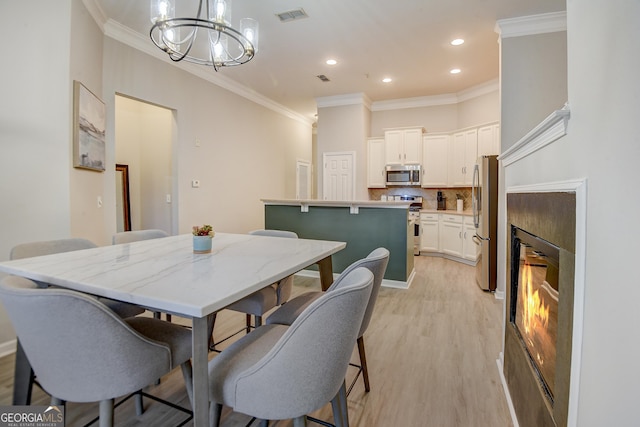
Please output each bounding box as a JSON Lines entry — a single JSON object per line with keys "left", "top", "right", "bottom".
{"left": 0, "top": 232, "right": 346, "bottom": 426}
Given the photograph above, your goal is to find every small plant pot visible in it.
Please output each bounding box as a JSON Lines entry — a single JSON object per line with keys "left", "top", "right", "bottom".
{"left": 193, "top": 235, "right": 213, "bottom": 254}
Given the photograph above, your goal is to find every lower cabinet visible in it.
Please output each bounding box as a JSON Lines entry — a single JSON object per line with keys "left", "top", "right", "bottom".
{"left": 420, "top": 213, "right": 439, "bottom": 252}
{"left": 420, "top": 213, "right": 478, "bottom": 264}
{"left": 440, "top": 214, "right": 463, "bottom": 257}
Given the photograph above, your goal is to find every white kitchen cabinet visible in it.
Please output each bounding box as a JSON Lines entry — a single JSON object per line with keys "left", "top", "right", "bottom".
{"left": 420, "top": 213, "right": 439, "bottom": 252}
{"left": 384, "top": 128, "right": 423, "bottom": 165}
{"left": 439, "top": 214, "right": 463, "bottom": 257}
{"left": 449, "top": 129, "right": 477, "bottom": 186}
{"left": 367, "top": 138, "right": 386, "bottom": 188}
{"left": 478, "top": 123, "right": 500, "bottom": 156}
{"left": 422, "top": 134, "right": 449, "bottom": 187}
{"left": 462, "top": 216, "right": 478, "bottom": 261}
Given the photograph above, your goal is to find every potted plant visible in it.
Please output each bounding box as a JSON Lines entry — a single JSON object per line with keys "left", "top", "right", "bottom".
{"left": 192, "top": 224, "right": 215, "bottom": 253}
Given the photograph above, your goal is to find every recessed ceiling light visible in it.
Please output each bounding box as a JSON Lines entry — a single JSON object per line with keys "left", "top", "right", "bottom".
{"left": 450, "top": 68, "right": 461, "bottom": 74}
{"left": 450, "top": 38, "right": 464, "bottom": 46}
{"left": 382, "top": 77, "right": 392, "bottom": 83}
{"left": 326, "top": 59, "right": 337, "bottom": 65}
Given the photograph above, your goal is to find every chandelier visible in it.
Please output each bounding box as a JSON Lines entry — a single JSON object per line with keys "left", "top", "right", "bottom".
{"left": 150, "top": 0, "right": 259, "bottom": 71}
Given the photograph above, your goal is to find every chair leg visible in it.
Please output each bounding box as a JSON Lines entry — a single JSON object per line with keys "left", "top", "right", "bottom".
{"left": 255, "top": 315, "right": 263, "bottom": 327}
{"left": 292, "top": 416, "right": 307, "bottom": 427}
{"left": 245, "top": 314, "right": 252, "bottom": 333}
{"left": 12, "top": 339, "right": 34, "bottom": 405}
{"left": 209, "top": 402, "right": 222, "bottom": 427}
{"left": 258, "top": 419, "right": 269, "bottom": 427}
{"left": 99, "top": 399, "right": 115, "bottom": 427}
{"left": 50, "top": 396, "right": 64, "bottom": 406}
{"left": 166, "top": 313, "right": 172, "bottom": 322}
{"left": 181, "top": 360, "right": 194, "bottom": 410}
{"left": 135, "top": 391, "right": 144, "bottom": 416}
{"left": 331, "top": 381, "right": 349, "bottom": 427}
{"left": 207, "top": 312, "right": 218, "bottom": 350}
{"left": 356, "top": 336, "right": 370, "bottom": 392}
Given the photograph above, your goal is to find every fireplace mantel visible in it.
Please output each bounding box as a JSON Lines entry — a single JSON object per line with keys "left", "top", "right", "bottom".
{"left": 499, "top": 104, "right": 570, "bottom": 167}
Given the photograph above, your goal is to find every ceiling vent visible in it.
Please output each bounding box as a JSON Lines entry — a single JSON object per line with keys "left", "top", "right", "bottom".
{"left": 276, "top": 9, "right": 308, "bottom": 23}
{"left": 316, "top": 75, "right": 331, "bottom": 82}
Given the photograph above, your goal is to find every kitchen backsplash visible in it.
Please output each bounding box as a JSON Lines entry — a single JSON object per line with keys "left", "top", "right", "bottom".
{"left": 368, "top": 187, "right": 473, "bottom": 211}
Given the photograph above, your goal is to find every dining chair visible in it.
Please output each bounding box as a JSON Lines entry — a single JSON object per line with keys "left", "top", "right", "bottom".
{"left": 267, "top": 247, "right": 390, "bottom": 394}
{"left": 208, "top": 266, "right": 374, "bottom": 427}
{"left": 208, "top": 229, "right": 298, "bottom": 350}
{"left": 112, "top": 229, "right": 171, "bottom": 321}
{"left": 112, "top": 229, "right": 169, "bottom": 244}
{"left": 0, "top": 275, "right": 194, "bottom": 427}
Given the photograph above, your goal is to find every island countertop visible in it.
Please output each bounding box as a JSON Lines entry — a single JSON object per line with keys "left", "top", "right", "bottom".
{"left": 261, "top": 199, "right": 411, "bottom": 209}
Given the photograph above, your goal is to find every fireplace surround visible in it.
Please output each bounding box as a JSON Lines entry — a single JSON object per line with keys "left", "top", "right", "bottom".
{"left": 505, "top": 192, "right": 575, "bottom": 427}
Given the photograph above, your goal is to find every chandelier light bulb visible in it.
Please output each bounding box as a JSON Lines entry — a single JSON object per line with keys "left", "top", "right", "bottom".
{"left": 150, "top": 0, "right": 258, "bottom": 70}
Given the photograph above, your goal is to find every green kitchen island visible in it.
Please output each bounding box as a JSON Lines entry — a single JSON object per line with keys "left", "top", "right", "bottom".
{"left": 262, "top": 199, "right": 415, "bottom": 288}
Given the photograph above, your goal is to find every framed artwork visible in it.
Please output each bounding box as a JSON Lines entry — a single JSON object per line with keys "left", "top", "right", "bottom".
{"left": 73, "top": 81, "right": 105, "bottom": 171}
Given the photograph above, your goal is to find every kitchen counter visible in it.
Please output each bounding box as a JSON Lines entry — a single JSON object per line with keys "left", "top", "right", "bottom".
{"left": 262, "top": 199, "right": 411, "bottom": 212}
{"left": 262, "top": 199, "right": 414, "bottom": 288}
{"left": 420, "top": 209, "right": 473, "bottom": 217}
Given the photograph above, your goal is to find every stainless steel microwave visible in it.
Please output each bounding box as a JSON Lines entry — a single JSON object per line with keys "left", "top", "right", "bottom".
{"left": 385, "top": 165, "right": 421, "bottom": 186}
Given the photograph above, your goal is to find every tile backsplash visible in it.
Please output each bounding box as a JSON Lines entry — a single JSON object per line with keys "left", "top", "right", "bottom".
{"left": 368, "top": 187, "right": 472, "bottom": 211}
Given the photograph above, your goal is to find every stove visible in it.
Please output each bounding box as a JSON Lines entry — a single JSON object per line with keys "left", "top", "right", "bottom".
{"left": 399, "top": 195, "right": 423, "bottom": 255}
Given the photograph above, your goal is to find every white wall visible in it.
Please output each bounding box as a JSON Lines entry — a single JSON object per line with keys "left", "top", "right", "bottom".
{"left": 0, "top": 1, "right": 73, "bottom": 347}
{"left": 371, "top": 103, "right": 459, "bottom": 136}
{"left": 500, "top": 3, "right": 640, "bottom": 425}
{"left": 567, "top": 1, "right": 640, "bottom": 424}
{"left": 316, "top": 103, "right": 370, "bottom": 200}
{"left": 457, "top": 91, "right": 500, "bottom": 129}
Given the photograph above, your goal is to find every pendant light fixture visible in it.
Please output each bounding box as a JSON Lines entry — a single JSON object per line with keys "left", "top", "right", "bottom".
{"left": 150, "top": 0, "right": 259, "bottom": 71}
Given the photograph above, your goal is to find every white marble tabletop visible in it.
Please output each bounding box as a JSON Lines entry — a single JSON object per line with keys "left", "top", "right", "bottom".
{"left": 0, "top": 232, "right": 345, "bottom": 427}
{"left": 0, "top": 233, "right": 345, "bottom": 318}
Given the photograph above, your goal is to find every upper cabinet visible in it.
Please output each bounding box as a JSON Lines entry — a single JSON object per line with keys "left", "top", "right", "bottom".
{"left": 367, "top": 138, "right": 386, "bottom": 188}
{"left": 478, "top": 124, "right": 500, "bottom": 156}
{"left": 422, "top": 134, "right": 449, "bottom": 187}
{"left": 384, "top": 128, "right": 424, "bottom": 165}
{"left": 449, "top": 129, "right": 477, "bottom": 187}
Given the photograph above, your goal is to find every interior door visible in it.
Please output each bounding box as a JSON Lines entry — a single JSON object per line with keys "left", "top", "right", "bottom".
{"left": 323, "top": 152, "right": 355, "bottom": 201}
{"left": 296, "top": 160, "right": 312, "bottom": 199}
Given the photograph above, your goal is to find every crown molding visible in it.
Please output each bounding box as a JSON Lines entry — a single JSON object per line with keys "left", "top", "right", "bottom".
{"left": 370, "top": 79, "right": 499, "bottom": 112}
{"left": 315, "top": 93, "right": 373, "bottom": 110}
{"left": 82, "top": 0, "right": 107, "bottom": 32}
{"left": 93, "top": 13, "right": 313, "bottom": 126}
{"left": 495, "top": 11, "right": 567, "bottom": 39}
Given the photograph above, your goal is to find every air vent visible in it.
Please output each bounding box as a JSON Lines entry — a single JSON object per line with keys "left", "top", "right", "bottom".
{"left": 276, "top": 9, "right": 308, "bottom": 22}
{"left": 316, "top": 75, "right": 330, "bottom": 82}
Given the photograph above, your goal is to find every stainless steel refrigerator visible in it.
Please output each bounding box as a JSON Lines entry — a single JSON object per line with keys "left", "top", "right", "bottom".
{"left": 472, "top": 155, "right": 498, "bottom": 291}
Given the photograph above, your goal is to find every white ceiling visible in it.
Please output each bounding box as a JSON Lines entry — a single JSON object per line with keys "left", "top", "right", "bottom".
{"left": 94, "top": 0, "right": 565, "bottom": 121}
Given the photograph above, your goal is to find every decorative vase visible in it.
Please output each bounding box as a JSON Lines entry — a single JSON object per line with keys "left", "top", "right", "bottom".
{"left": 193, "top": 235, "right": 213, "bottom": 254}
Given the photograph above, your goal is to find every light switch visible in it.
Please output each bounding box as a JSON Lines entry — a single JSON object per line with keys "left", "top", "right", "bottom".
{"left": 191, "top": 180, "right": 200, "bottom": 188}
{"left": 97, "top": 196, "right": 103, "bottom": 208}
{"left": 166, "top": 194, "right": 172, "bottom": 203}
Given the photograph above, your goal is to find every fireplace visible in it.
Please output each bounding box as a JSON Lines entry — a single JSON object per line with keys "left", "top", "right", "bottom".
{"left": 504, "top": 192, "right": 575, "bottom": 427}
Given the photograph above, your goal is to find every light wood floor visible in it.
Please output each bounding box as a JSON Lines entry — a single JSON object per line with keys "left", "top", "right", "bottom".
{"left": 0, "top": 256, "right": 513, "bottom": 427}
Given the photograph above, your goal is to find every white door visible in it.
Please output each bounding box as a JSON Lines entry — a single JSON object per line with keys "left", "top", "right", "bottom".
{"left": 296, "top": 160, "right": 312, "bottom": 199}
{"left": 323, "top": 152, "right": 355, "bottom": 201}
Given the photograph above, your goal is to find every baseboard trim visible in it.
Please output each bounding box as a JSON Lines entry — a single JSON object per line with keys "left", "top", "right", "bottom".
{"left": 497, "top": 352, "right": 520, "bottom": 427}
{"left": 0, "top": 339, "right": 16, "bottom": 358}
{"left": 295, "top": 270, "right": 411, "bottom": 289}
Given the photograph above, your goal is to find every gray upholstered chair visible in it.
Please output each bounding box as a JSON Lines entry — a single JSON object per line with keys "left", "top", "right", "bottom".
{"left": 112, "top": 229, "right": 169, "bottom": 245}
{"left": 208, "top": 229, "right": 298, "bottom": 350}
{"left": 8, "top": 238, "right": 148, "bottom": 406}
{"left": 0, "top": 275, "right": 194, "bottom": 427}
{"left": 208, "top": 266, "right": 374, "bottom": 427}
{"left": 267, "top": 247, "right": 390, "bottom": 394}
{"left": 112, "top": 229, "right": 171, "bottom": 321}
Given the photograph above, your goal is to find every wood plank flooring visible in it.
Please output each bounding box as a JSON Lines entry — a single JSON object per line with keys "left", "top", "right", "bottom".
{"left": 0, "top": 256, "right": 513, "bottom": 426}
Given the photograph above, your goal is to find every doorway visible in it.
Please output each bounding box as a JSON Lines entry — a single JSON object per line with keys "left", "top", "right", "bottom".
{"left": 322, "top": 151, "right": 355, "bottom": 201}
{"left": 115, "top": 95, "right": 175, "bottom": 233}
